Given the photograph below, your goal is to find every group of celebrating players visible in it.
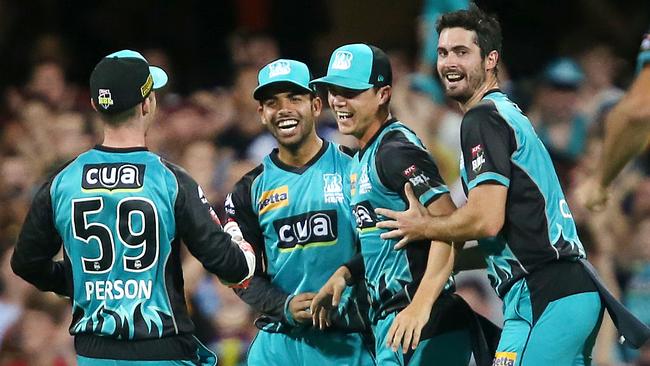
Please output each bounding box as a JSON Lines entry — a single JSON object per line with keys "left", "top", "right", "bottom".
{"left": 10, "top": 5, "right": 650, "bottom": 366}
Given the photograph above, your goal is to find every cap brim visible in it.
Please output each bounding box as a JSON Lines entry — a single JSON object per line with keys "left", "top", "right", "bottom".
{"left": 253, "top": 79, "right": 312, "bottom": 100}
{"left": 310, "top": 75, "right": 373, "bottom": 90}
{"left": 150, "top": 66, "right": 168, "bottom": 89}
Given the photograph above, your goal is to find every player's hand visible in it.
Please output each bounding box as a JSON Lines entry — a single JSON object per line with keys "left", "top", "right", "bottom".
{"left": 310, "top": 266, "right": 350, "bottom": 330}
{"left": 375, "top": 183, "right": 431, "bottom": 249}
{"left": 576, "top": 178, "right": 609, "bottom": 212}
{"left": 289, "top": 292, "right": 317, "bottom": 324}
{"left": 386, "top": 301, "right": 431, "bottom": 354}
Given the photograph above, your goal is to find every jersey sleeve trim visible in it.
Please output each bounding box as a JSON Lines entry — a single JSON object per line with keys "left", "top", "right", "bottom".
{"left": 467, "top": 172, "right": 510, "bottom": 190}
{"left": 419, "top": 185, "right": 450, "bottom": 207}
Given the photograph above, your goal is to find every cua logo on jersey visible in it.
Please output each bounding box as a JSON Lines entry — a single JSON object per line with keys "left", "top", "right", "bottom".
{"left": 332, "top": 51, "right": 353, "bottom": 70}
{"left": 353, "top": 201, "right": 377, "bottom": 230}
{"left": 82, "top": 163, "right": 145, "bottom": 191}
{"left": 272, "top": 210, "right": 338, "bottom": 251}
{"left": 493, "top": 352, "right": 516, "bottom": 366}
{"left": 323, "top": 173, "right": 344, "bottom": 203}
{"left": 471, "top": 144, "right": 486, "bottom": 173}
{"left": 258, "top": 186, "right": 289, "bottom": 214}
{"left": 268, "top": 60, "right": 291, "bottom": 78}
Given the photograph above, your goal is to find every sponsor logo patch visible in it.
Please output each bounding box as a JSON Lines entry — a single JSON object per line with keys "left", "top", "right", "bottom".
{"left": 471, "top": 144, "right": 485, "bottom": 173}
{"left": 350, "top": 173, "right": 358, "bottom": 196}
{"left": 273, "top": 210, "right": 338, "bottom": 250}
{"left": 258, "top": 186, "right": 289, "bottom": 214}
{"left": 140, "top": 74, "right": 153, "bottom": 97}
{"left": 82, "top": 163, "right": 145, "bottom": 191}
{"left": 353, "top": 200, "right": 377, "bottom": 229}
{"left": 493, "top": 352, "right": 516, "bottom": 366}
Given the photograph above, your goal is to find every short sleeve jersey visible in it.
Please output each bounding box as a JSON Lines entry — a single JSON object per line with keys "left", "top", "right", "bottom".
{"left": 350, "top": 119, "right": 453, "bottom": 321}
{"left": 225, "top": 141, "right": 363, "bottom": 331}
{"left": 459, "top": 90, "right": 586, "bottom": 297}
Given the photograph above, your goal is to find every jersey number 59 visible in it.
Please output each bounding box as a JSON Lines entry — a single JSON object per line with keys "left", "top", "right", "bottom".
{"left": 72, "top": 197, "right": 159, "bottom": 274}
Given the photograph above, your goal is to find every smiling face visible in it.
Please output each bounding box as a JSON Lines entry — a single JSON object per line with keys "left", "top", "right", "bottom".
{"left": 257, "top": 84, "right": 321, "bottom": 149}
{"left": 327, "top": 84, "right": 391, "bottom": 144}
{"left": 437, "top": 27, "right": 489, "bottom": 104}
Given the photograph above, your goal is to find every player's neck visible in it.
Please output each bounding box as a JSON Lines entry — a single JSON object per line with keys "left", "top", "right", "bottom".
{"left": 102, "top": 121, "right": 147, "bottom": 148}
{"left": 461, "top": 76, "right": 499, "bottom": 113}
{"left": 358, "top": 112, "right": 392, "bottom": 148}
{"left": 277, "top": 135, "right": 323, "bottom": 167}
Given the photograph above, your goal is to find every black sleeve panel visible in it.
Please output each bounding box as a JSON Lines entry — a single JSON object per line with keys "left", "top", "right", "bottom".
{"left": 342, "top": 253, "right": 366, "bottom": 283}
{"left": 460, "top": 101, "right": 515, "bottom": 190}
{"left": 164, "top": 161, "right": 249, "bottom": 284}
{"left": 11, "top": 180, "right": 69, "bottom": 296}
{"left": 376, "top": 130, "right": 449, "bottom": 206}
{"left": 225, "top": 165, "right": 289, "bottom": 319}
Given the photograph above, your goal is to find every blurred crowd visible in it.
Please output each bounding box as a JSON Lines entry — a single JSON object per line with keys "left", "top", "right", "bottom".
{"left": 1, "top": 6, "right": 650, "bottom": 366}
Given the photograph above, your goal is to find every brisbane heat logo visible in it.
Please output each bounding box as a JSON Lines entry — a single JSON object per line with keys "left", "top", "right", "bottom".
{"left": 82, "top": 163, "right": 145, "bottom": 191}
{"left": 272, "top": 210, "right": 338, "bottom": 251}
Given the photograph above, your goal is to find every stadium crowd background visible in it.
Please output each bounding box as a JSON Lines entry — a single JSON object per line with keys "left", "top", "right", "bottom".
{"left": 1, "top": 0, "right": 650, "bottom": 365}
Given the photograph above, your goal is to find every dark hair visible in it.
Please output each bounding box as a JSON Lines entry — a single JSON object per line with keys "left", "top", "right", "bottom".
{"left": 436, "top": 3, "right": 502, "bottom": 60}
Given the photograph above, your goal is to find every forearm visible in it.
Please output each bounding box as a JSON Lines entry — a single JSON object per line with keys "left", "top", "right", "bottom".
{"left": 11, "top": 252, "right": 68, "bottom": 296}
{"left": 425, "top": 203, "right": 495, "bottom": 242}
{"left": 598, "top": 67, "right": 650, "bottom": 187}
{"left": 233, "top": 275, "right": 289, "bottom": 318}
{"left": 410, "top": 240, "right": 454, "bottom": 308}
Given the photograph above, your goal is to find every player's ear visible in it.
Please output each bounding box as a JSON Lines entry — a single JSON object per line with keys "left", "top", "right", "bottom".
{"left": 486, "top": 50, "right": 499, "bottom": 73}
{"left": 312, "top": 95, "right": 322, "bottom": 117}
{"left": 257, "top": 104, "right": 267, "bottom": 125}
{"left": 90, "top": 98, "right": 98, "bottom": 112}
{"left": 378, "top": 85, "right": 392, "bottom": 105}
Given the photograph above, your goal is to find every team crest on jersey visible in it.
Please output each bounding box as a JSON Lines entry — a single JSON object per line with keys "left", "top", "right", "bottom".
{"left": 493, "top": 352, "right": 516, "bottom": 366}
{"left": 82, "top": 163, "right": 145, "bottom": 191}
{"left": 471, "top": 144, "right": 486, "bottom": 173}
{"left": 332, "top": 51, "right": 353, "bottom": 70}
{"left": 359, "top": 166, "right": 372, "bottom": 194}
{"left": 258, "top": 185, "right": 289, "bottom": 214}
{"left": 268, "top": 60, "right": 291, "bottom": 78}
{"left": 98, "top": 89, "right": 114, "bottom": 109}
{"left": 323, "top": 173, "right": 344, "bottom": 203}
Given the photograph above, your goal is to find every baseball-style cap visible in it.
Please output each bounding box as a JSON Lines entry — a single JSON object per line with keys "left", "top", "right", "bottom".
{"left": 541, "top": 58, "right": 584, "bottom": 90}
{"left": 310, "top": 43, "right": 392, "bottom": 90}
{"left": 90, "top": 50, "right": 168, "bottom": 114}
{"left": 253, "top": 59, "right": 313, "bottom": 100}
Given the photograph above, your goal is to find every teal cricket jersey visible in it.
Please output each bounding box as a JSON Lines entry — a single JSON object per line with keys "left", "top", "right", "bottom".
{"left": 349, "top": 119, "right": 453, "bottom": 321}
{"left": 11, "top": 145, "right": 251, "bottom": 360}
{"left": 226, "top": 141, "right": 367, "bottom": 332}
{"left": 459, "top": 90, "right": 587, "bottom": 298}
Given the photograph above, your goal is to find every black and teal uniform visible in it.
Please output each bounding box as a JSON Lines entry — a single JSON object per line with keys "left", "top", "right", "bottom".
{"left": 348, "top": 119, "right": 473, "bottom": 365}
{"left": 225, "top": 140, "right": 374, "bottom": 365}
{"left": 459, "top": 90, "right": 602, "bottom": 365}
{"left": 11, "top": 145, "right": 253, "bottom": 364}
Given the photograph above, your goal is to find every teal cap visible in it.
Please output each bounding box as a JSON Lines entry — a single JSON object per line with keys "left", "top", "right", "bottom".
{"left": 253, "top": 59, "right": 313, "bottom": 100}
{"left": 311, "top": 43, "right": 392, "bottom": 90}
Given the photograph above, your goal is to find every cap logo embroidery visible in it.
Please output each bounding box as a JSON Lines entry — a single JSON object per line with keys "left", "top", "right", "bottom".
{"left": 140, "top": 74, "right": 153, "bottom": 97}
{"left": 98, "top": 89, "right": 114, "bottom": 109}
{"left": 269, "top": 60, "right": 291, "bottom": 78}
{"left": 332, "top": 51, "right": 353, "bottom": 70}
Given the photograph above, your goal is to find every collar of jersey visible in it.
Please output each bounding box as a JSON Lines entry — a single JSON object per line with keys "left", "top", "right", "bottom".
{"left": 269, "top": 139, "right": 329, "bottom": 174}
{"left": 94, "top": 144, "right": 149, "bottom": 153}
{"left": 358, "top": 117, "right": 399, "bottom": 160}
